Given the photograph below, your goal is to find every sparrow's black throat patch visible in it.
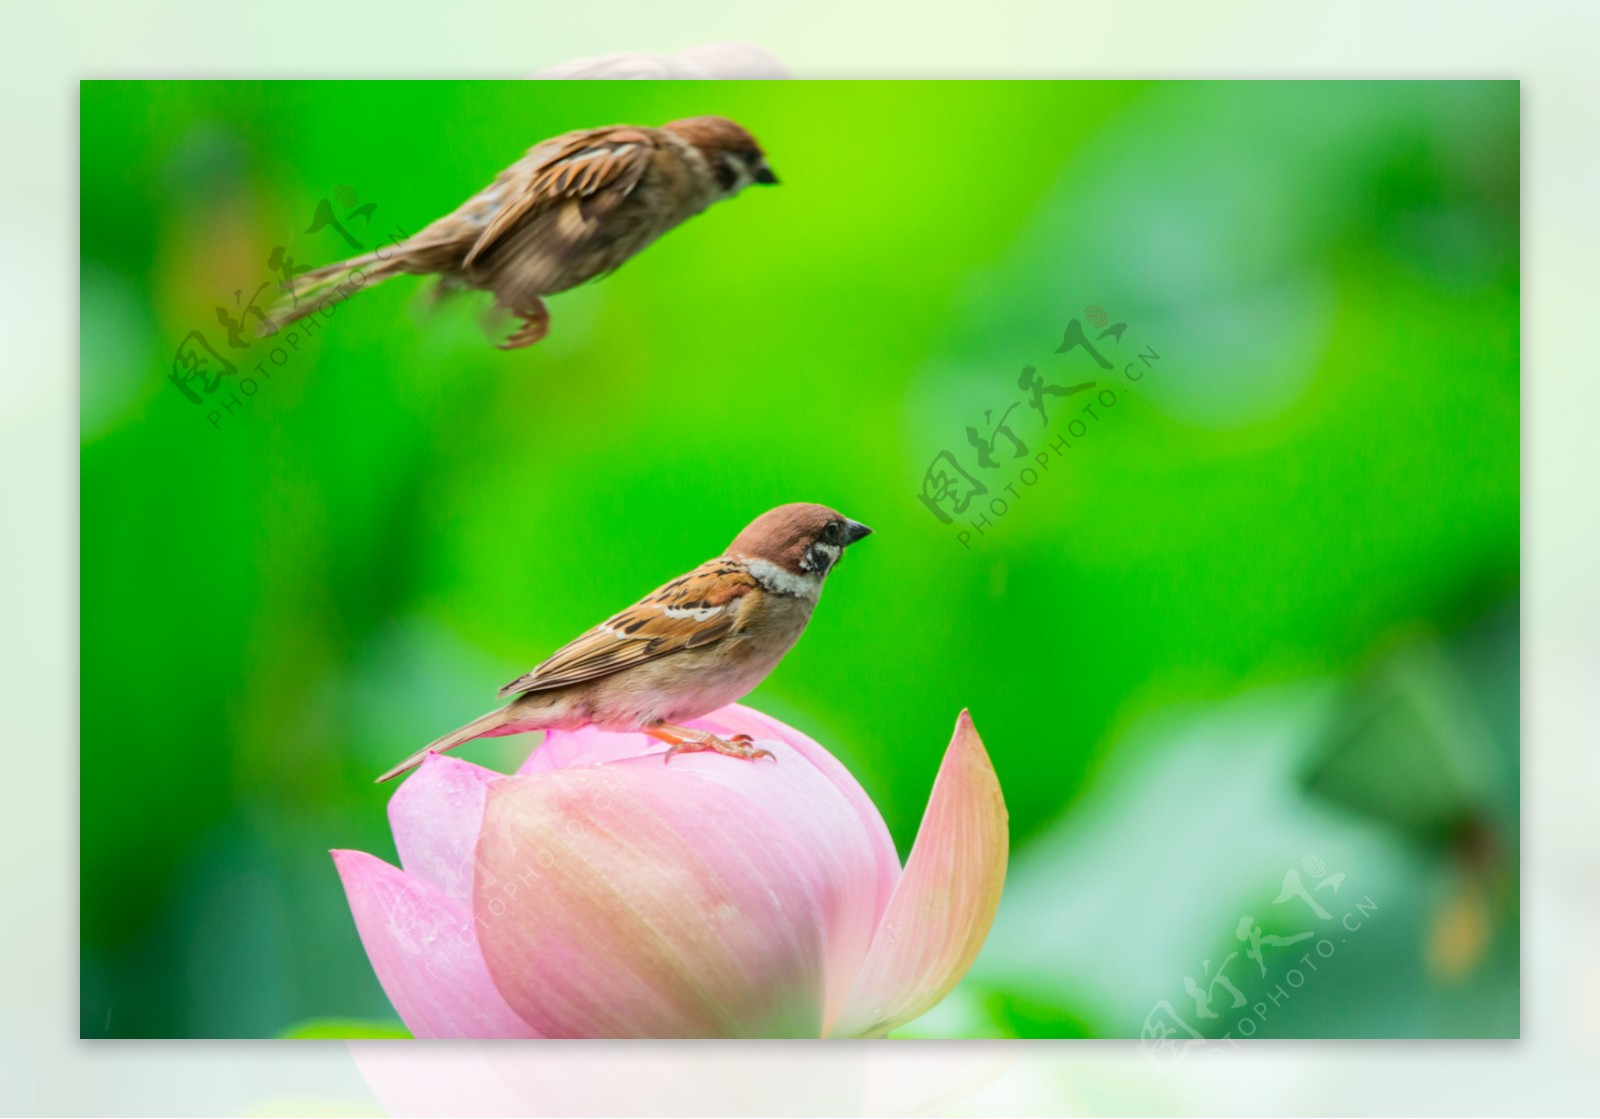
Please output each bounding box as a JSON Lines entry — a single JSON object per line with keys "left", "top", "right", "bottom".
{"left": 801, "top": 541, "right": 842, "bottom": 575}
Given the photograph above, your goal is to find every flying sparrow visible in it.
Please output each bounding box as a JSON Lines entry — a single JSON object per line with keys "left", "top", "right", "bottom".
{"left": 376, "top": 503, "right": 872, "bottom": 782}
{"left": 273, "top": 116, "right": 778, "bottom": 349}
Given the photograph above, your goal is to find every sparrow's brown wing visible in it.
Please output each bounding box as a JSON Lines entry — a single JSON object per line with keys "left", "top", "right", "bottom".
{"left": 497, "top": 559, "right": 758, "bottom": 698}
{"left": 462, "top": 126, "right": 658, "bottom": 269}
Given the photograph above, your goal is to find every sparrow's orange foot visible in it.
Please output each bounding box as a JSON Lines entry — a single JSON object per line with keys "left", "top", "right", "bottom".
{"left": 498, "top": 301, "right": 550, "bottom": 350}
{"left": 647, "top": 725, "right": 776, "bottom": 764}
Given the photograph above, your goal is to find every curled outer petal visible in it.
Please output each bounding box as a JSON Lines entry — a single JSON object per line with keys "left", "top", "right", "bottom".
{"left": 388, "top": 752, "right": 498, "bottom": 903}
{"left": 830, "top": 710, "right": 1008, "bottom": 1037}
{"left": 331, "top": 849, "right": 535, "bottom": 1039}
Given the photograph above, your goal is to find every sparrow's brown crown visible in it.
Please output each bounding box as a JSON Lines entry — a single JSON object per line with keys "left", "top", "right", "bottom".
{"left": 727, "top": 503, "right": 872, "bottom": 579}
{"left": 662, "top": 115, "right": 779, "bottom": 191}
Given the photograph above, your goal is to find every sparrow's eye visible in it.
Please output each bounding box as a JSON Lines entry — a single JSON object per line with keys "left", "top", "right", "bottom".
{"left": 822, "top": 522, "right": 842, "bottom": 544}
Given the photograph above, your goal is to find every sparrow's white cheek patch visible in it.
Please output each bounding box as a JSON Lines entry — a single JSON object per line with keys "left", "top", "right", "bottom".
{"left": 717, "top": 159, "right": 755, "bottom": 196}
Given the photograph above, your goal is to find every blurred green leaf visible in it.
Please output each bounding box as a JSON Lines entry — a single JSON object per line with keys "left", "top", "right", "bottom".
{"left": 278, "top": 1018, "right": 411, "bottom": 1039}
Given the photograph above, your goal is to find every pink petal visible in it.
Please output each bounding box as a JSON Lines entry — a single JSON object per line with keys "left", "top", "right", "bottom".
{"left": 348, "top": 1038, "right": 1020, "bottom": 1115}
{"left": 830, "top": 711, "right": 1009, "bottom": 1037}
{"left": 696, "top": 705, "right": 901, "bottom": 915}
{"left": 387, "top": 752, "right": 499, "bottom": 902}
{"left": 520, "top": 706, "right": 899, "bottom": 894}
{"left": 473, "top": 765, "right": 831, "bottom": 1037}
{"left": 512, "top": 704, "right": 899, "bottom": 1030}
{"left": 664, "top": 706, "right": 900, "bottom": 1030}
{"left": 517, "top": 725, "right": 655, "bottom": 775}
{"left": 348, "top": 1045, "right": 531, "bottom": 1117}
{"left": 331, "top": 849, "right": 536, "bottom": 1038}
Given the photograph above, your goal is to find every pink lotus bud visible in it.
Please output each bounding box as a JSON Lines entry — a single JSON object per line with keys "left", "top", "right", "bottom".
{"left": 531, "top": 42, "right": 790, "bottom": 80}
{"left": 332, "top": 704, "right": 1007, "bottom": 1037}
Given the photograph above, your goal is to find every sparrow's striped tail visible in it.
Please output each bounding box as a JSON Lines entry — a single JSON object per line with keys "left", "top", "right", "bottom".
{"left": 376, "top": 705, "right": 522, "bottom": 784}
{"left": 267, "top": 249, "right": 406, "bottom": 329}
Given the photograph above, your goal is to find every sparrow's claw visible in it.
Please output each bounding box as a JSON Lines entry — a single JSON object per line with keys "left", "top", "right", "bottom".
{"left": 730, "top": 740, "right": 776, "bottom": 762}
{"left": 497, "top": 301, "right": 550, "bottom": 350}
{"left": 726, "top": 733, "right": 775, "bottom": 760}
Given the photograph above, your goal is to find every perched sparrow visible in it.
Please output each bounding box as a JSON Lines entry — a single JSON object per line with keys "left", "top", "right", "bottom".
{"left": 274, "top": 116, "right": 778, "bottom": 349}
{"left": 377, "top": 503, "right": 872, "bottom": 782}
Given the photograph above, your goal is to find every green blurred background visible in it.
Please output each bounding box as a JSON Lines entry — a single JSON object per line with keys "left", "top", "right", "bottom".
{"left": 79, "top": 80, "right": 1518, "bottom": 1039}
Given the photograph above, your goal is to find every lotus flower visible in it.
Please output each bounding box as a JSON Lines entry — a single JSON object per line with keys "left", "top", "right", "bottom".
{"left": 332, "top": 704, "right": 1007, "bottom": 1038}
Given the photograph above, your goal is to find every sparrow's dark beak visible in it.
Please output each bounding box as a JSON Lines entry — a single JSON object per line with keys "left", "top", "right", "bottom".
{"left": 753, "top": 161, "right": 779, "bottom": 185}
{"left": 843, "top": 519, "right": 873, "bottom": 544}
